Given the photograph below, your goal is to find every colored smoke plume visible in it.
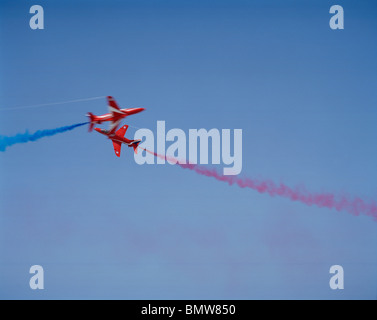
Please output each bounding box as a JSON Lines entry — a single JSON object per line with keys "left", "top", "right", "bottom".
{"left": 143, "top": 148, "right": 377, "bottom": 220}
{"left": 0, "top": 122, "right": 88, "bottom": 151}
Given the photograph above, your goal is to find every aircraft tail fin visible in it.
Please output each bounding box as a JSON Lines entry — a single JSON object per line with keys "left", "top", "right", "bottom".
{"left": 87, "top": 112, "right": 96, "bottom": 132}
{"left": 129, "top": 140, "right": 141, "bottom": 154}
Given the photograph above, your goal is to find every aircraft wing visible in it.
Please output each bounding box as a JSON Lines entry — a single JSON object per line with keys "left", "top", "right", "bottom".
{"left": 107, "top": 96, "right": 126, "bottom": 134}
{"left": 107, "top": 96, "right": 123, "bottom": 114}
{"left": 108, "top": 118, "right": 122, "bottom": 135}
{"left": 112, "top": 140, "right": 122, "bottom": 157}
{"left": 115, "top": 125, "right": 128, "bottom": 137}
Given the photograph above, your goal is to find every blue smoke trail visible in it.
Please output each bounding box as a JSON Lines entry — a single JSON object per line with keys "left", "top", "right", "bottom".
{"left": 0, "top": 122, "right": 88, "bottom": 151}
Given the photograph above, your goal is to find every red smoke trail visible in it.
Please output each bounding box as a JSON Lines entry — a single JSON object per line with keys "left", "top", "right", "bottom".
{"left": 141, "top": 148, "right": 377, "bottom": 221}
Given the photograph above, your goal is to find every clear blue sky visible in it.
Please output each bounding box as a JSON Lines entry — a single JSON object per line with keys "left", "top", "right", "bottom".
{"left": 0, "top": 0, "right": 376, "bottom": 299}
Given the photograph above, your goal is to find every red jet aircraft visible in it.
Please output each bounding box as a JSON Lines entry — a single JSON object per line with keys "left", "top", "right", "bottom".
{"left": 87, "top": 96, "right": 144, "bottom": 132}
{"left": 95, "top": 125, "right": 141, "bottom": 157}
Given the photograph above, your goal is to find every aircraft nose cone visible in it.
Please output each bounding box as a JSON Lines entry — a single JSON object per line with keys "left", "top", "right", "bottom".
{"left": 126, "top": 107, "right": 145, "bottom": 116}
{"left": 94, "top": 128, "right": 101, "bottom": 133}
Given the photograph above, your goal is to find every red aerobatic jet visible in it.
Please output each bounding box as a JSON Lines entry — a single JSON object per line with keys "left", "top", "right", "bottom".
{"left": 87, "top": 96, "right": 144, "bottom": 132}
{"left": 95, "top": 125, "right": 141, "bottom": 157}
